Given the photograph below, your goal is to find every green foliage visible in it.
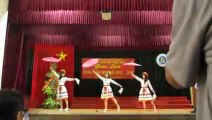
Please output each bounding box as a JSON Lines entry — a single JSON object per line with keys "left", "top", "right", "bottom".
{"left": 46, "top": 71, "right": 54, "bottom": 78}
{"left": 43, "top": 86, "right": 52, "bottom": 96}
{"left": 42, "top": 69, "right": 58, "bottom": 109}
{"left": 42, "top": 85, "right": 58, "bottom": 109}
{"left": 42, "top": 97, "right": 59, "bottom": 109}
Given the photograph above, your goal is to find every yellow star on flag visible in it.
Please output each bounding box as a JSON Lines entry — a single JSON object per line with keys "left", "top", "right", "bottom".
{"left": 56, "top": 50, "right": 68, "bottom": 61}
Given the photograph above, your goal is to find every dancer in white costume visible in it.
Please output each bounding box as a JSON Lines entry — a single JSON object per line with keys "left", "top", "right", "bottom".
{"left": 93, "top": 70, "right": 123, "bottom": 111}
{"left": 191, "top": 83, "right": 198, "bottom": 113}
{"left": 131, "top": 72, "right": 156, "bottom": 110}
{"left": 50, "top": 67, "right": 80, "bottom": 111}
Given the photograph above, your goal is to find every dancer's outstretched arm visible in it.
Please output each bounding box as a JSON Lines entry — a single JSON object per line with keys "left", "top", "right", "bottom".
{"left": 65, "top": 77, "right": 75, "bottom": 81}
{"left": 110, "top": 79, "right": 122, "bottom": 88}
{"left": 65, "top": 77, "right": 80, "bottom": 85}
{"left": 93, "top": 70, "right": 104, "bottom": 81}
{"left": 131, "top": 73, "right": 143, "bottom": 82}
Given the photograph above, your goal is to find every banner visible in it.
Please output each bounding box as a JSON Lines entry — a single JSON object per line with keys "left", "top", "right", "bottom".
{"left": 81, "top": 58, "right": 135, "bottom": 79}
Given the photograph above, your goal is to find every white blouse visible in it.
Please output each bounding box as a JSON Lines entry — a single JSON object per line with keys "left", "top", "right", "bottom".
{"left": 132, "top": 74, "right": 155, "bottom": 93}
{"left": 51, "top": 70, "right": 75, "bottom": 86}
{"left": 94, "top": 72, "right": 122, "bottom": 88}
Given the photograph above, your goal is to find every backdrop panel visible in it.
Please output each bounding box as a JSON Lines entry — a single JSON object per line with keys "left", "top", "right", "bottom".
{"left": 74, "top": 50, "right": 190, "bottom": 98}
{"left": 81, "top": 58, "right": 135, "bottom": 79}
{"left": 29, "top": 45, "right": 74, "bottom": 108}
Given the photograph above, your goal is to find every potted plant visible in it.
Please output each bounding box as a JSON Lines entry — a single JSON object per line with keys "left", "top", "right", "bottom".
{"left": 42, "top": 63, "right": 59, "bottom": 109}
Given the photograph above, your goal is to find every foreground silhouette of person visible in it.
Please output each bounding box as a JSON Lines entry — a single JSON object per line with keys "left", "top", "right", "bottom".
{"left": 165, "top": 0, "right": 212, "bottom": 119}
{"left": 0, "top": 89, "right": 25, "bottom": 120}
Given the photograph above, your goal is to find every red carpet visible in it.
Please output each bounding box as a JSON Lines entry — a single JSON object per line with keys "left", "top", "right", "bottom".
{"left": 71, "top": 97, "right": 192, "bottom": 109}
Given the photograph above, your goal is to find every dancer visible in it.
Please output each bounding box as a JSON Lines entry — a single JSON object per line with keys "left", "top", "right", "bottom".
{"left": 93, "top": 70, "right": 123, "bottom": 112}
{"left": 191, "top": 83, "right": 198, "bottom": 113}
{"left": 131, "top": 72, "right": 156, "bottom": 110}
{"left": 50, "top": 67, "right": 80, "bottom": 111}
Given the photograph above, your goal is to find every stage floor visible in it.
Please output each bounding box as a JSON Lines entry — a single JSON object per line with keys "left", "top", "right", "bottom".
{"left": 29, "top": 108, "right": 196, "bottom": 120}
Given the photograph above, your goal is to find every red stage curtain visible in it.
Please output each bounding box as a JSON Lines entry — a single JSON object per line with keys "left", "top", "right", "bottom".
{"left": 11, "top": 0, "right": 173, "bottom": 11}
{"left": 21, "top": 24, "right": 170, "bottom": 36}
{"left": 1, "top": 29, "right": 25, "bottom": 90}
{"left": 10, "top": 11, "right": 172, "bottom": 25}
{"left": 29, "top": 45, "right": 75, "bottom": 108}
{"left": 25, "top": 34, "right": 170, "bottom": 48}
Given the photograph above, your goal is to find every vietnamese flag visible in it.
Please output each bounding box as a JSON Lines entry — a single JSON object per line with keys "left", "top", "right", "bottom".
{"left": 29, "top": 45, "right": 74, "bottom": 108}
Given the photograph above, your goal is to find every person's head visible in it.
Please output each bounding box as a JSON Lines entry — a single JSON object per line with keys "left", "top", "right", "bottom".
{"left": 104, "top": 72, "right": 111, "bottom": 79}
{"left": 0, "top": 89, "right": 24, "bottom": 120}
{"left": 60, "top": 69, "right": 66, "bottom": 78}
{"left": 142, "top": 72, "right": 149, "bottom": 81}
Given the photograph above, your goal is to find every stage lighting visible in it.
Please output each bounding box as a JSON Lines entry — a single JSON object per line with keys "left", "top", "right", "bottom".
{"left": 101, "top": 10, "right": 112, "bottom": 20}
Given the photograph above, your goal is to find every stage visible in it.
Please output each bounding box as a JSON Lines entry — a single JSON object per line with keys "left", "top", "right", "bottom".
{"left": 29, "top": 109, "right": 196, "bottom": 120}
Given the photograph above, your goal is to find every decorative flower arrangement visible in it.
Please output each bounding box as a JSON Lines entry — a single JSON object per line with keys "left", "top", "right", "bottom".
{"left": 42, "top": 63, "right": 59, "bottom": 109}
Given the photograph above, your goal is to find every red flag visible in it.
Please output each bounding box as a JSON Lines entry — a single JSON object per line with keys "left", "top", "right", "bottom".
{"left": 30, "top": 45, "right": 74, "bottom": 108}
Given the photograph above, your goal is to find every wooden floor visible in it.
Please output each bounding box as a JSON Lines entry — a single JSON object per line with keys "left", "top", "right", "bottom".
{"left": 71, "top": 97, "right": 192, "bottom": 109}
{"left": 29, "top": 108, "right": 196, "bottom": 120}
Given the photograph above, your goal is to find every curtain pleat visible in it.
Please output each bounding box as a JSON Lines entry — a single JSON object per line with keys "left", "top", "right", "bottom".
{"left": 25, "top": 34, "right": 170, "bottom": 48}
{"left": 7, "top": 0, "right": 173, "bottom": 50}
{"left": 14, "top": 0, "right": 172, "bottom": 11}
{"left": 23, "top": 25, "right": 171, "bottom": 37}
{"left": 11, "top": 11, "right": 172, "bottom": 25}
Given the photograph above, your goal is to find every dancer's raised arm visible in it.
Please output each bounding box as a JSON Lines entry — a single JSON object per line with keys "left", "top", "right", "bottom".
{"left": 93, "top": 70, "right": 104, "bottom": 81}
{"left": 50, "top": 67, "right": 60, "bottom": 78}
{"left": 131, "top": 73, "right": 143, "bottom": 82}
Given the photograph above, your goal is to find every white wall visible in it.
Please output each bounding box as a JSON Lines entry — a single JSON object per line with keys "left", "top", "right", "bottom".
{"left": 0, "top": 0, "right": 9, "bottom": 89}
